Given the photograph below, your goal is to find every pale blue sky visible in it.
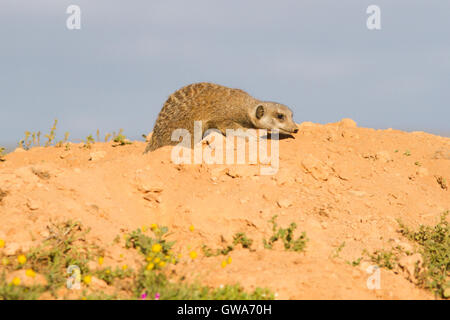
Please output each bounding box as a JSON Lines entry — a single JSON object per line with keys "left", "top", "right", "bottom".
{"left": 1, "top": 0, "right": 449, "bottom": 149}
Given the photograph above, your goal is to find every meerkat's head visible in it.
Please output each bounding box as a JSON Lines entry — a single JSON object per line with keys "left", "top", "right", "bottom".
{"left": 250, "top": 102, "right": 298, "bottom": 135}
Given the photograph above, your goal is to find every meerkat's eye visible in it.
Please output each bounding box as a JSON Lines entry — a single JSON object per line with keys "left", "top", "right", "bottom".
{"left": 277, "top": 113, "right": 285, "bottom": 121}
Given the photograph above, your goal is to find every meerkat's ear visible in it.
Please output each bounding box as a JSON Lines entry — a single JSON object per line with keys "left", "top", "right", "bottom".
{"left": 256, "top": 105, "right": 265, "bottom": 119}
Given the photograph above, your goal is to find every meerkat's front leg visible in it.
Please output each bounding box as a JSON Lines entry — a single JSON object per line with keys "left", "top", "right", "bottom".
{"left": 214, "top": 120, "right": 246, "bottom": 136}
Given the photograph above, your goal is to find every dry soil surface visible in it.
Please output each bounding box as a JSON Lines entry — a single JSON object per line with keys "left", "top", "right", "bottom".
{"left": 0, "top": 119, "right": 449, "bottom": 299}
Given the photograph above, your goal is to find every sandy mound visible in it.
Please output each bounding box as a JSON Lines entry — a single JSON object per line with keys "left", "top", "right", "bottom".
{"left": 0, "top": 119, "right": 449, "bottom": 299}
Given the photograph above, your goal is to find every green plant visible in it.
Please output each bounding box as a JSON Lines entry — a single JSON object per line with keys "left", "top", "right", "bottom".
{"left": 201, "top": 244, "right": 234, "bottom": 257}
{"left": 44, "top": 120, "right": 58, "bottom": 147}
{"left": 263, "top": 215, "right": 308, "bottom": 252}
{"left": 133, "top": 270, "right": 273, "bottom": 300}
{"left": 201, "top": 232, "right": 253, "bottom": 257}
{"left": 83, "top": 135, "right": 95, "bottom": 149}
{"left": 17, "top": 120, "right": 69, "bottom": 150}
{"left": 403, "top": 150, "right": 411, "bottom": 156}
{"left": 125, "top": 226, "right": 174, "bottom": 257}
{"left": 126, "top": 225, "right": 273, "bottom": 300}
{"left": 80, "top": 290, "right": 117, "bottom": 300}
{"left": 0, "top": 272, "right": 45, "bottom": 300}
{"left": 233, "top": 233, "right": 253, "bottom": 249}
{"left": 95, "top": 266, "right": 133, "bottom": 285}
{"left": 351, "top": 257, "right": 362, "bottom": 267}
{"left": 112, "top": 129, "right": 132, "bottom": 146}
{"left": 332, "top": 242, "right": 346, "bottom": 259}
{"left": 0, "top": 222, "right": 274, "bottom": 300}
{"left": 0, "top": 220, "right": 98, "bottom": 299}
{"left": 55, "top": 132, "right": 70, "bottom": 148}
{"left": 366, "top": 212, "right": 449, "bottom": 299}
{"left": 369, "top": 249, "right": 398, "bottom": 270}
{"left": 398, "top": 212, "right": 449, "bottom": 298}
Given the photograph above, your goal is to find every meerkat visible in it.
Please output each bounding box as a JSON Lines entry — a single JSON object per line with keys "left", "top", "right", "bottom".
{"left": 144, "top": 82, "right": 298, "bottom": 153}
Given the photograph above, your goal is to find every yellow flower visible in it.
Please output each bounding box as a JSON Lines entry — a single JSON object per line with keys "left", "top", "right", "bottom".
{"left": 158, "top": 261, "right": 166, "bottom": 268}
{"left": 11, "top": 277, "right": 21, "bottom": 286}
{"left": 153, "top": 257, "right": 161, "bottom": 264}
{"left": 81, "top": 297, "right": 87, "bottom": 300}
{"left": 150, "top": 223, "right": 158, "bottom": 230}
{"left": 122, "top": 264, "right": 128, "bottom": 271}
{"left": 146, "top": 256, "right": 152, "bottom": 262}
{"left": 0, "top": 239, "right": 5, "bottom": 248}
{"left": 17, "top": 255, "right": 27, "bottom": 265}
{"left": 152, "top": 243, "right": 162, "bottom": 253}
{"left": 105, "top": 269, "right": 111, "bottom": 274}
{"left": 1, "top": 257, "right": 9, "bottom": 266}
{"left": 25, "top": 269, "right": 36, "bottom": 278}
{"left": 146, "top": 263, "right": 154, "bottom": 271}
{"left": 189, "top": 225, "right": 195, "bottom": 232}
{"left": 141, "top": 225, "right": 148, "bottom": 232}
{"left": 227, "top": 256, "right": 232, "bottom": 264}
{"left": 221, "top": 260, "right": 227, "bottom": 268}
{"left": 98, "top": 257, "right": 104, "bottom": 266}
{"left": 189, "top": 251, "right": 198, "bottom": 260}
{"left": 83, "top": 275, "right": 92, "bottom": 285}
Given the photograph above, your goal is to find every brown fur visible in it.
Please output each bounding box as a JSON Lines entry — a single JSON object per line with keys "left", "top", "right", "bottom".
{"left": 144, "top": 82, "right": 297, "bottom": 153}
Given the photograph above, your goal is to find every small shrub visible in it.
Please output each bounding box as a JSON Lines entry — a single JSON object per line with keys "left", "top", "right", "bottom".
{"left": 233, "top": 233, "right": 253, "bottom": 249}
{"left": 263, "top": 215, "right": 308, "bottom": 252}
{"left": 398, "top": 212, "right": 449, "bottom": 298}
